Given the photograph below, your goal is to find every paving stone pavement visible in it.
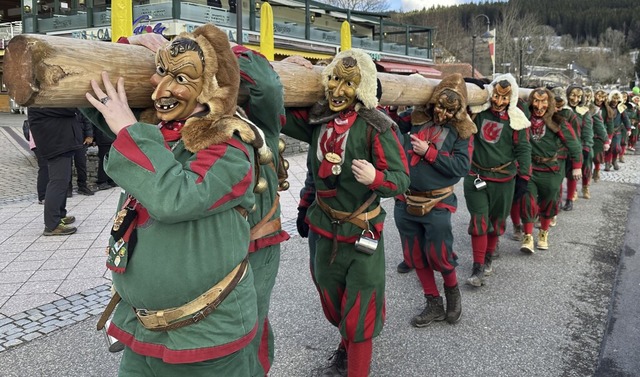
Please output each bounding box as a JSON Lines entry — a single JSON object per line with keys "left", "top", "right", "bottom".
{"left": 1, "top": 107, "right": 640, "bottom": 355}
{"left": 0, "top": 112, "right": 306, "bottom": 352}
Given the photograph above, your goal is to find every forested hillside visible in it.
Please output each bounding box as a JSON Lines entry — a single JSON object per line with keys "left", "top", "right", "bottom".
{"left": 389, "top": 0, "right": 639, "bottom": 85}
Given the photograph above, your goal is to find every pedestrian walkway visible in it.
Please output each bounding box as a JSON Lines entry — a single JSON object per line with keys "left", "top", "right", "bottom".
{"left": 0, "top": 116, "right": 308, "bottom": 351}
{"left": 1, "top": 112, "right": 640, "bottom": 376}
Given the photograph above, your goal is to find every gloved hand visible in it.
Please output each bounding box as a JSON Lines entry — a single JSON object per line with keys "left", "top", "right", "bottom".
{"left": 513, "top": 176, "right": 529, "bottom": 201}
{"left": 296, "top": 207, "right": 309, "bottom": 238}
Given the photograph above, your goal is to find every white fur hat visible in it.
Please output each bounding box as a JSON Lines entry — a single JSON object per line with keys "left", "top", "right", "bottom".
{"left": 322, "top": 49, "right": 378, "bottom": 110}
{"left": 469, "top": 73, "right": 529, "bottom": 130}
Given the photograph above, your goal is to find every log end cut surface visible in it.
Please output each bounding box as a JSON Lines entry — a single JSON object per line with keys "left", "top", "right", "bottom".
{"left": 3, "top": 35, "right": 39, "bottom": 106}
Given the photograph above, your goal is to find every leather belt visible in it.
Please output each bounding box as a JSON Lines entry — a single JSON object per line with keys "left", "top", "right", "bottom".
{"left": 406, "top": 186, "right": 454, "bottom": 198}
{"left": 315, "top": 193, "right": 379, "bottom": 263}
{"left": 532, "top": 155, "right": 558, "bottom": 163}
{"left": 472, "top": 160, "right": 512, "bottom": 175}
{"left": 315, "top": 196, "right": 381, "bottom": 231}
{"left": 250, "top": 195, "right": 281, "bottom": 241}
{"left": 134, "top": 257, "right": 249, "bottom": 331}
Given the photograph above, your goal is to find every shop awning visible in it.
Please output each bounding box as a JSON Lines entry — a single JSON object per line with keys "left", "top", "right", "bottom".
{"left": 376, "top": 61, "right": 441, "bottom": 78}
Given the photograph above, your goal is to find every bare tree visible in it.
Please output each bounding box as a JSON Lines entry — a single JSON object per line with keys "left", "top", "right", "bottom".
{"left": 316, "top": 0, "right": 390, "bottom": 12}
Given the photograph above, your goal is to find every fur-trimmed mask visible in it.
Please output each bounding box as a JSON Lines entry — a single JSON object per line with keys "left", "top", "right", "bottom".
{"left": 411, "top": 73, "right": 476, "bottom": 139}
{"left": 150, "top": 24, "right": 262, "bottom": 153}
{"left": 322, "top": 49, "right": 378, "bottom": 112}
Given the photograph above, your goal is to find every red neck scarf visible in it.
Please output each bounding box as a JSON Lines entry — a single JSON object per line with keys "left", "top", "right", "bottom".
{"left": 159, "top": 120, "right": 186, "bottom": 142}
{"left": 317, "top": 109, "right": 358, "bottom": 179}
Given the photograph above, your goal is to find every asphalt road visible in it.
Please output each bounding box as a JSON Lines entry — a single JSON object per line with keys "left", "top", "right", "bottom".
{"left": 0, "top": 174, "right": 638, "bottom": 377}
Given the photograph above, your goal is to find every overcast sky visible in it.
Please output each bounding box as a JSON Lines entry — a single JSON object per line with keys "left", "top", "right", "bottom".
{"left": 388, "top": 0, "right": 507, "bottom": 12}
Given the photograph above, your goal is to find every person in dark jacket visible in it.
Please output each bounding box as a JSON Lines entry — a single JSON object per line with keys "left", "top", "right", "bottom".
{"left": 92, "top": 124, "right": 117, "bottom": 190}
{"left": 69, "top": 112, "right": 95, "bottom": 196}
{"left": 28, "top": 107, "right": 83, "bottom": 236}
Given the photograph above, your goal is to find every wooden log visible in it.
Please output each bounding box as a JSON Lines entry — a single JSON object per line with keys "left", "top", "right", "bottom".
{"left": 4, "top": 34, "right": 530, "bottom": 108}
{"left": 4, "top": 34, "right": 156, "bottom": 108}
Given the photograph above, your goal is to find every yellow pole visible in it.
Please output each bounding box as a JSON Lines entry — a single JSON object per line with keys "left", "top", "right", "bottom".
{"left": 340, "top": 21, "right": 352, "bottom": 51}
{"left": 260, "top": 2, "right": 275, "bottom": 61}
{"left": 111, "top": 0, "right": 133, "bottom": 43}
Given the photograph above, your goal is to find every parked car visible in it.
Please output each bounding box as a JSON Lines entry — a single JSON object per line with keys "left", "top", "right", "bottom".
{"left": 9, "top": 97, "right": 26, "bottom": 114}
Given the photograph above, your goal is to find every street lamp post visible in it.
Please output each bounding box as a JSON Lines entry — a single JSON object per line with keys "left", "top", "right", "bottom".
{"left": 473, "top": 14, "right": 493, "bottom": 78}
{"left": 519, "top": 39, "right": 534, "bottom": 86}
{"left": 471, "top": 34, "right": 477, "bottom": 78}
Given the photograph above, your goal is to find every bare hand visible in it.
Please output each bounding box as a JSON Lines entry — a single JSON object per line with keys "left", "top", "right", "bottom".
{"left": 86, "top": 71, "right": 138, "bottom": 136}
{"left": 351, "top": 159, "right": 376, "bottom": 186}
{"left": 84, "top": 136, "right": 94, "bottom": 145}
{"left": 604, "top": 143, "right": 611, "bottom": 152}
{"left": 410, "top": 134, "right": 429, "bottom": 156}
{"left": 281, "top": 55, "right": 314, "bottom": 69}
{"left": 126, "top": 33, "right": 168, "bottom": 54}
{"left": 572, "top": 168, "right": 582, "bottom": 181}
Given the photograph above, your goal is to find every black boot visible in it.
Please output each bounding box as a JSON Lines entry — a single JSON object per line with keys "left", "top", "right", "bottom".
{"left": 465, "top": 262, "right": 485, "bottom": 287}
{"left": 397, "top": 260, "right": 413, "bottom": 274}
{"left": 444, "top": 284, "right": 462, "bottom": 324}
{"left": 484, "top": 253, "right": 494, "bottom": 276}
{"left": 411, "top": 295, "right": 446, "bottom": 328}
{"left": 318, "top": 346, "right": 347, "bottom": 377}
{"left": 562, "top": 199, "right": 573, "bottom": 211}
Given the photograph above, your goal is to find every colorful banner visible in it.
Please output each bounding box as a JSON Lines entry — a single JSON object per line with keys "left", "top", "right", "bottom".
{"left": 488, "top": 28, "right": 496, "bottom": 77}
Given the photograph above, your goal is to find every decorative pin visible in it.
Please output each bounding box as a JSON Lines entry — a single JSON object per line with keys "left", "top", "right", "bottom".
{"left": 112, "top": 209, "right": 127, "bottom": 232}
{"left": 325, "top": 152, "right": 342, "bottom": 164}
{"left": 331, "top": 164, "right": 342, "bottom": 175}
{"left": 118, "top": 247, "right": 126, "bottom": 257}
{"left": 114, "top": 256, "right": 121, "bottom": 266}
{"left": 114, "top": 238, "right": 125, "bottom": 251}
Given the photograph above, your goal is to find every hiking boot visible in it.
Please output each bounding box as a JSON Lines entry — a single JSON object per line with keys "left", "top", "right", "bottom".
{"left": 562, "top": 199, "right": 573, "bottom": 211}
{"left": 484, "top": 253, "right": 494, "bottom": 276}
{"left": 550, "top": 215, "right": 558, "bottom": 227}
{"left": 511, "top": 224, "right": 523, "bottom": 241}
{"left": 444, "top": 284, "right": 462, "bottom": 324}
{"left": 318, "top": 347, "right": 347, "bottom": 377}
{"left": 411, "top": 295, "right": 446, "bottom": 328}
{"left": 77, "top": 186, "right": 95, "bottom": 196}
{"left": 520, "top": 234, "right": 535, "bottom": 254}
{"left": 61, "top": 216, "right": 76, "bottom": 225}
{"left": 593, "top": 170, "right": 600, "bottom": 182}
{"left": 465, "top": 262, "right": 485, "bottom": 287}
{"left": 613, "top": 160, "right": 620, "bottom": 170}
{"left": 537, "top": 229, "right": 549, "bottom": 250}
{"left": 604, "top": 163, "right": 611, "bottom": 172}
{"left": 43, "top": 223, "right": 77, "bottom": 236}
{"left": 582, "top": 186, "right": 591, "bottom": 199}
{"left": 397, "top": 260, "right": 413, "bottom": 274}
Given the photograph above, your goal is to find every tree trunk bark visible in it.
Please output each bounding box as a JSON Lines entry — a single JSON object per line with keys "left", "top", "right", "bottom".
{"left": 4, "top": 34, "right": 530, "bottom": 109}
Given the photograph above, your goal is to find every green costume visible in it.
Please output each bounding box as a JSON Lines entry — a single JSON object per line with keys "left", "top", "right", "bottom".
{"left": 284, "top": 104, "right": 409, "bottom": 341}
{"left": 522, "top": 111, "right": 582, "bottom": 221}
{"left": 232, "top": 45, "right": 290, "bottom": 376}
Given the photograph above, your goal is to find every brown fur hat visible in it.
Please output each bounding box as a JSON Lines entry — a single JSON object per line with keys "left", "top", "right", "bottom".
{"left": 411, "top": 73, "right": 476, "bottom": 139}
{"left": 528, "top": 87, "right": 561, "bottom": 133}
{"left": 169, "top": 24, "right": 262, "bottom": 153}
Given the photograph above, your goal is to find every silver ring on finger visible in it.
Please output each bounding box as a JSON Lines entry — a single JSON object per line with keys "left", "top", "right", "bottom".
{"left": 99, "top": 96, "right": 111, "bottom": 105}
